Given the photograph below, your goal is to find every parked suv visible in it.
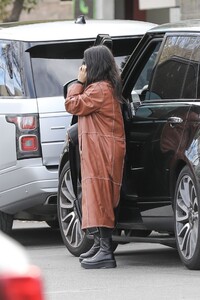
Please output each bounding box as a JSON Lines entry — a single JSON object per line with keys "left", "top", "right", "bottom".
{"left": 0, "top": 17, "right": 156, "bottom": 233}
{"left": 58, "top": 19, "right": 200, "bottom": 270}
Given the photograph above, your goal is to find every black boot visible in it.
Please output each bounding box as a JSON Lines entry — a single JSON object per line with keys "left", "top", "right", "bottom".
{"left": 81, "top": 237, "right": 116, "bottom": 269}
{"left": 79, "top": 234, "right": 100, "bottom": 262}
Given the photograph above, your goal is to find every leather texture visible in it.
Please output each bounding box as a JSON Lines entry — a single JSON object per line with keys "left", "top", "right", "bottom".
{"left": 65, "top": 81, "right": 126, "bottom": 229}
{"left": 79, "top": 234, "right": 100, "bottom": 262}
{"left": 81, "top": 237, "right": 116, "bottom": 269}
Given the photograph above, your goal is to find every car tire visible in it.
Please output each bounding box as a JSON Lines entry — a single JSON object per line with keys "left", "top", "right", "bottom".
{"left": 175, "top": 165, "right": 200, "bottom": 270}
{"left": 0, "top": 211, "right": 13, "bottom": 233}
{"left": 57, "top": 161, "right": 92, "bottom": 257}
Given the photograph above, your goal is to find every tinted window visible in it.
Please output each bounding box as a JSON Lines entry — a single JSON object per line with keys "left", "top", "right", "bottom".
{"left": 134, "top": 43, "right": 161, "bottom": 92}
{"left": 30, "top": 39, "right": 137, "bottom": 98}
{"left": 148, "top": 36, "right": 200, "bottom": 100}
{"left": 0, "top": 41, "right": 24, "bottom": 97}
{"left": 130, "top": 41, "right": 161, "bottom": 105}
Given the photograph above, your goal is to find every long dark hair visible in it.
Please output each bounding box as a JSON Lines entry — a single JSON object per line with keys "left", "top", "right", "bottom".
{"left": 84, "top": 45, "right": 122, "bottom": 102}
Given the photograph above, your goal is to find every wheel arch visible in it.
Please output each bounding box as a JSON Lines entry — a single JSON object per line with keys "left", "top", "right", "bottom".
{"left": 170, "top": 159, "right": 186, "bottom": 206}
{"left": 58, "top": 151, "right": 69, "bottom": 178}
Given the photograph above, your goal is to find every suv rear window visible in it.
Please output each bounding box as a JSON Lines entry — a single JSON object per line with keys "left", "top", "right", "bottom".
{"left": 29, "top": 38, "right": 140, "bottom": 98}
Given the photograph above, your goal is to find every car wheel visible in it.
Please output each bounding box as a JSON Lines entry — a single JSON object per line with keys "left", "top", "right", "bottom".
{"left": 0, "top": 211, "right": 13, "bottom": 233}
{"left": 175, "top": 166, "right": 200, "bottom": 269}
{"left": 57, "top": 161, "right": 92, "bottom": 257}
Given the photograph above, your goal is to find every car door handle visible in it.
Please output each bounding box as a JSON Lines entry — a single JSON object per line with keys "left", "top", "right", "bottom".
{"left": 167, "top": 116, "right": 183, "bottom": 127}
{"left": 51, "top": 126, "right": 66, "bottom": 130}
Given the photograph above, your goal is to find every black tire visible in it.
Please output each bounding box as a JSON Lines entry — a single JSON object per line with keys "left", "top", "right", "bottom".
{"left": 175, "top": 166, "right": 200, "bottom": 270}
{"left": 0, "top": 211, "right": 13, "bottom": 233}
{"left": 57, "top": 161, "right": 92, "bottom": 257}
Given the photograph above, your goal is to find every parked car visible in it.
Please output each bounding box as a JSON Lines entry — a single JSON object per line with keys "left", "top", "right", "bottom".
{"left": 0, "top": 17, "right": 156, "bottom": 233}
{"left": 58, "top": 19, "right": 200, "bottom": 270}
{"left": 0, "top": 231, "right": 44, "bottom": 299}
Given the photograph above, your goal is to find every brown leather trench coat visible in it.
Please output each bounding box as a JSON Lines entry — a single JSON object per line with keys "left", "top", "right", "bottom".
{"left": 65, "top": 81, "right": 126, "bottom": 229}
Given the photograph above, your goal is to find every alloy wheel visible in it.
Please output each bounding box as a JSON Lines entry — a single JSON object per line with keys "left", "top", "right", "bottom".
{"left": 175, "top": 174, "right": 198, "bottom": 260}
{"left": 59, "top": 164, "right": 84, "bottom": 250}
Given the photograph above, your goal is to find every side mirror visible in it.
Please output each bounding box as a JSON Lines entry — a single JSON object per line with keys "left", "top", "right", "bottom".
{"left": 63, "top": 79, "right": 77, "bottom": 99}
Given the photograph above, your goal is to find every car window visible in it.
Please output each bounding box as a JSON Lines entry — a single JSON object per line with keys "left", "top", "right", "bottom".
{"left": 31, "top": 55, "right": 130, "bottom": 98}
{"left": 130, "top": 40, "right": 161, "bottom": 105}
{"left": 147, "top": 35, "right": 200, "bottom": 100}
{"left": 30, "top": 38, "right": 138, "bottom": 98}
{"left": 0, "top": 41, "right": 24, "bottom": 97}
{"left": 31, "top": 56, "right": 82, "bottom": 98}
{"left": 134, "top": 43, "right": 161, "bottom": 92}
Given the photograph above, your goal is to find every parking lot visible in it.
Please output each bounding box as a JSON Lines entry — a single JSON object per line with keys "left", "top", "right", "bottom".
{"left": 11, "top": 221, "right": 200, "bottom": 300}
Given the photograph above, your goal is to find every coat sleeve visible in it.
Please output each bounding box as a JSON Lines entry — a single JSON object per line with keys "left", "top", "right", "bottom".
{"left": 65, "top": 82, "right": 104, "bottom": 116}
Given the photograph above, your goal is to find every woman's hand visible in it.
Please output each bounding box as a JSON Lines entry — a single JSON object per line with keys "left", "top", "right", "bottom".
{"left": 78, "top": 64, "right": 87, "bottom": 84}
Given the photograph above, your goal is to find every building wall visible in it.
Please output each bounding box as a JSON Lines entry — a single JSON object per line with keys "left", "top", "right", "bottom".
{"left": 146, "top": 8, "right": 172, "bottom": 24}
{"left": 95, "top": 0, "right": 114, "bottom": 19}
{"left": 6, "top": 0, "right": 200, "bottom": 24}
{"left": 115, "top": 0, "right": 125, "bottom": 19}
{"left": 19, "top": 0, "right": 73, "bottom": 22}
{"left": 181, "top": 0, "right": 200, "bottom": 19}
{"left": 19, "top": 0, "right": 115, "bottom": 22}
{"left": 139, "top": 0, "right": 200, "bottom": 24}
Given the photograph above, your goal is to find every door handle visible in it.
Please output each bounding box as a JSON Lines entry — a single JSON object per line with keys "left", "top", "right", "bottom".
{"left": 167, "top": 116, "right": 183, "bottom": 127}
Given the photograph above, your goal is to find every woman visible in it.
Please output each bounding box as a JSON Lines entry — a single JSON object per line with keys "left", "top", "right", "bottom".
{"left": 65, "top": 45, "right": 126, "bottom": 269}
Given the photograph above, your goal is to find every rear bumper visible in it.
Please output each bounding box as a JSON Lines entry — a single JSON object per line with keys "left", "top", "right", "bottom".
{"left": 0, "top": 158, "right": 58, "bottom": 214}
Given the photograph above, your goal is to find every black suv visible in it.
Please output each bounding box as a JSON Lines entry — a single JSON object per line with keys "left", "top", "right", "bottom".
{"left": 58, "top": 19, "right": 200, "bottom": 270}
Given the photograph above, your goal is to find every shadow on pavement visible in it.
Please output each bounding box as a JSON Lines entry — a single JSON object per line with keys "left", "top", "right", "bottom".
{"left": 10, "top": 227, "right": 64, "bottom": 247}
{"left": 115, "top": 244, "right": 182, "bottom": 268}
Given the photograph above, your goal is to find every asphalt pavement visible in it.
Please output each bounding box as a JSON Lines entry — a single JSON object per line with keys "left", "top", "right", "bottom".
{"left": 11, "top": 221, "right": 200, "bottom": 300}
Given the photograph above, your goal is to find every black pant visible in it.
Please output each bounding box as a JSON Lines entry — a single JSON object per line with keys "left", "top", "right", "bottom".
{"left": 87, "top": 227, "right": 113, "bottom": 238}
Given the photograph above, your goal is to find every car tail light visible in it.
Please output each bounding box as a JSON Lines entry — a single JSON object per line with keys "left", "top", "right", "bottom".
{"left": 19, "top": 116, "right": 37, "bottom": 130}
{"left": 0, "top": 267, "right": 44, "bottom": 300}
{"left": 6, "top": 114, "right": 41, "bottom": 159}
{"left": 20, "top": 135, "right": 38, "bottom": 152}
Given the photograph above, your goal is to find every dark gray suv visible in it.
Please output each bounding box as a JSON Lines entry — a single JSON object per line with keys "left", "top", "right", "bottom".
{"left": 58, "top": 19, "right": 200, "bottom": 270}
